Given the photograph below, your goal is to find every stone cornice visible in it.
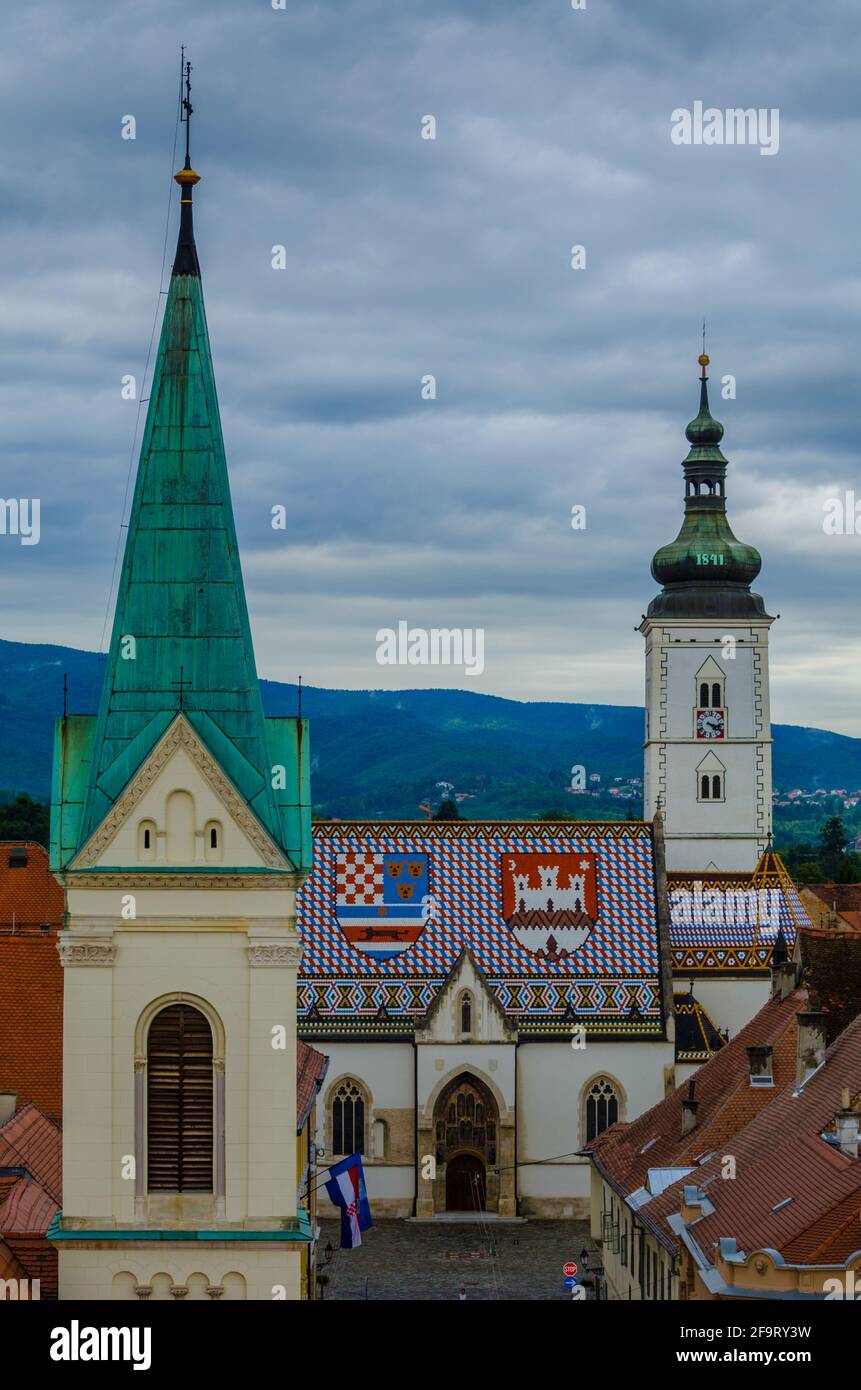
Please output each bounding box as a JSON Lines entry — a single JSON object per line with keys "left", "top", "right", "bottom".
{"left": 248, "top": 940, "right": 303, "bottom": 968}
{"left": 57, "top": 935, "right": 115, "bottom": 968}
{"left": 62, "top": 873, "right": 302, "bottom": 891}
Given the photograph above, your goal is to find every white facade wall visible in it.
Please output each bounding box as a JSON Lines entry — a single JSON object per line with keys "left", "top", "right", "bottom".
{"left": 685, "top": 975, "right": 770, "bottom": 1041}
{"left": 516, "top": 1039, "right": 674, "bottom": 1217}
{"left": 643, "top": 619, "right": 773, "bottom": 872}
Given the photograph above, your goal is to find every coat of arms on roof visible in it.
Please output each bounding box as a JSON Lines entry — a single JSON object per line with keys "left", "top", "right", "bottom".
{"left": 335, "top": 851, "right": 430, "bottom": 960}
{"left": 501, "top": 852, "right": 597, "bottom": 961}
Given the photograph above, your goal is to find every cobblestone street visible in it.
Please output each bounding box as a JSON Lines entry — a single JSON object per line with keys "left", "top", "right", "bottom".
{"left": 319, "top": 1218, "right": 596, "bottom": 1301}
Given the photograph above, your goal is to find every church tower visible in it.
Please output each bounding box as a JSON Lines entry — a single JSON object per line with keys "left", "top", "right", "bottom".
{"left": 49, "top": 68, "right": 313, "bottom": 1300}
{"left": 640, "top": 355, "right": 774, "bottom": 872}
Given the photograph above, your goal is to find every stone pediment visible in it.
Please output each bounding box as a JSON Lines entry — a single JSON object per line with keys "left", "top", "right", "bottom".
{"left": 70, "top": 715, "right": 289, "bottom": 872}
{"left": 414, "top": 948, "right": 515, "bottom": 1045}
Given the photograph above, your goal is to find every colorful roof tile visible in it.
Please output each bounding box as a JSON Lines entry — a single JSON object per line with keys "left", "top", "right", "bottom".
{"left": 668, "top": 847, "right": 811, "bottom": 971}
{"left": 298, "top": 821, "right": 666, "bottom": 1037}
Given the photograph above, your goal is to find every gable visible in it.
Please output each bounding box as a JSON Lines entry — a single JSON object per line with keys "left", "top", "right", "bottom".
{"left": 70, "top": 716, "right": 289, "bottom": 871}
{"left": 416, "top": 951, "right": 514, "bottom": 1045}
{"left": 695, "top": 656, "right": 725, "bottom": 682}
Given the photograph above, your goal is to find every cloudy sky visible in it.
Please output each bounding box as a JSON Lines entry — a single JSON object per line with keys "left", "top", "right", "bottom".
{"left": 1, "top": 0, "right": 859, "bottom": 733}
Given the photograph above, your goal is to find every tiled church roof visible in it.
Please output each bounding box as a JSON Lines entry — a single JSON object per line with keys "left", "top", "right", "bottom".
{"left": 298, "top": 821, "right": 666, "bottom": 1037}
{"left": 668, "top": 848, "right": 811, "bottom": 972}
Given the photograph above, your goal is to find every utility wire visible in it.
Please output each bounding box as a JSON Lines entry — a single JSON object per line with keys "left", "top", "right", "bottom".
{"left": 97, "top": 55, "right": 184, "bottom": 656}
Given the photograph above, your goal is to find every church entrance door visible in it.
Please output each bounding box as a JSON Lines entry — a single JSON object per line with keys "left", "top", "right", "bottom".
{"left": 445, "top": 1153, "right": 486, "bottom": 1212}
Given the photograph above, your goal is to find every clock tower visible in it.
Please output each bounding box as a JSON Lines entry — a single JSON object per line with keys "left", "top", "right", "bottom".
{"left": 640, "top": 355, "right": 774, "bottom": 871}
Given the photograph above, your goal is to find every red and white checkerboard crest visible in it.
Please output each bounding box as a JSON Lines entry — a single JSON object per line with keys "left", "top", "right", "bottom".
{"left": 335, "top": 851, "right": 430, "bottom": 960}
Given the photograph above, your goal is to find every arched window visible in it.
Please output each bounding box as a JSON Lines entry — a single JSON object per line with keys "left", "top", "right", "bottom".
{"left": 138, "top": 819, "right": 156, "bottom": 862}
{"left": 459, "top": 991, "right": 473, "bottom": 1035}
{"left": 585, "top": 1077, "right": 620, "bottom": 1142}
{"left": 712, "top": 774, "right": 722, "bottom": 799}
{"left": 147, "top": 1003, "right": 213, "bottom": 1192}
{"left": 332, "top": 1080, "right": 365, "bottom": 1156}
{"left": 204, "top": 820, "right": 223, "bottom": 863}
{"left": 711, "top": 682, "right": 721, "bottom": 708}
{"left": 699, "top": 682, "right": 709, "bottom": 707}
{"left": 373, "top": 1117, "right": 387, "bottom": 1159}
{"left": 701, "top": 775, "right": 710, "bottom": 800}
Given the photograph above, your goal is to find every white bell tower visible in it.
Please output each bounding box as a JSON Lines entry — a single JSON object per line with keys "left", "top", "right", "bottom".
{"left": 641, "top": 355, "right": 774, "bottom": 871}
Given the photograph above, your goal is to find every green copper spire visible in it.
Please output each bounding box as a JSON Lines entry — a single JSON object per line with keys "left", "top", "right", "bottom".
{"left": 648, "top": 355, "right": 769, "bottom": 619}
{"left": 69, "top": 67, "right": 301, "bottom": 862}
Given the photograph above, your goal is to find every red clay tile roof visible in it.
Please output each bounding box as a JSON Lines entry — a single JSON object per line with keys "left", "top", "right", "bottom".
{"left": 677, "top": 1014, "right": 861, "bottom": 1260}
{"left": 0, "top": 842, "right": 63, "bottom": 929}
{"left": 297, "top": 1039, "right": 329, "bottom": 1131}
{"left": 592, "top": 996, "right": 861, "bottom": 1270}
{"left": 589, "top": 985, "right": 806, "bottom": 1212}
{"left": 0, "top": 1237, "right": 27, "bottom": 1284}
{"left": 3, "top": 1233, "right": 58, "bottom": 1298}
{"left": 0, "top": 843, "right": 64, "bottom": 1118}
{"left": 0, "top": 1103, "right": 61, "bottom": 1204}
{"left": 0, "top": 1176, "right": 58, "bottom": 1234}
{"left": 800, "top": 884, "right": 861, "bottom": 934}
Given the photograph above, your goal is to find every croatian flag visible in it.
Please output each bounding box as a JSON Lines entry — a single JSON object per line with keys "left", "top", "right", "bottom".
{"left": 325, "top": 1153, "right": 373, "bottom": 1249}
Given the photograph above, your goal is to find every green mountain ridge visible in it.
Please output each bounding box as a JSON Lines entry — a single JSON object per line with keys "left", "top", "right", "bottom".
{"left": 2, "top": 639, "right": 861, "bottom": 831}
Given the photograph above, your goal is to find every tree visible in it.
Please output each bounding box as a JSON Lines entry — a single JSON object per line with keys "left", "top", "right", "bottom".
{"left": 0, "top": 794, "right": 49, "bottom": 847}
{"left": 819, "top": 816, "right": 849, "bottom": 880}
{"left": 433, "top": 799, "right": 461, "bottom": 821}
{"left": 794, "top": 861, "right": 826, "bottom": 884}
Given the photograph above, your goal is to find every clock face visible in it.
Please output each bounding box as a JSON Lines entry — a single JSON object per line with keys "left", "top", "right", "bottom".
{"left": 696, "top": 707, "right": 726, "bottom": 739}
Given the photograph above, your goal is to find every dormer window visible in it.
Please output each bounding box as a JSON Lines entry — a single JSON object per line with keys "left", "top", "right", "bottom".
{"left": 746, "top": 1044, "right": 773, "bottom": 1087}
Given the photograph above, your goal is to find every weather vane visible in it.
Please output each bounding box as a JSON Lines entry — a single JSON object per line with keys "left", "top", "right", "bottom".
{"left": 180, "top": 46, "right": 193, "bottom": 168}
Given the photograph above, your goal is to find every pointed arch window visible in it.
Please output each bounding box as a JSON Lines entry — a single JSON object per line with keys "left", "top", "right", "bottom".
{"left": 147, "top": 1003, "right": 213, "bottom": 1192}
{"left": 584, "top": 1077, "right": 620, "bottom": 1143}
{"left": 332, "top": 1080, "right": 366, "bottom": 1156}
{"left": 459, "top": 990, "right": 473, "bottom": 1035}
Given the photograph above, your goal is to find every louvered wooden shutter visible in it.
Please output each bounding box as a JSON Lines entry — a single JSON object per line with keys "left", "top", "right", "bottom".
{"left": 147, "top": 1004, "right": 214, "bottom": 1192}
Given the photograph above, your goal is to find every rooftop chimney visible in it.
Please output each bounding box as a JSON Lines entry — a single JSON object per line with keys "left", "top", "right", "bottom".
{"left": 681, "top": 1079, "right": 699, "bottom": 1136}
{"left": 0, "top": 1092, "right": 17, "bottom": 1126}
{"left": 795, "top": 1011, "right": 827, "bottom": 1087}
{"left": 771, "top": 955, "right": 797, "bottom": 1001}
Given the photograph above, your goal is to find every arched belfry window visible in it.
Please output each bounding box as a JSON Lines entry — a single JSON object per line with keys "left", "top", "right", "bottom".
{"left": 701, "top": 774, "right": 711, "bottom": 800}
{"left": 332, "top": 1080, "right": 366, "bottom": 1156}
{"left": 584, "top": 1076, "right": 620, "bottom": 1143}
{"left": 147, "top": 1003, "right": 214, "bottom": 1192}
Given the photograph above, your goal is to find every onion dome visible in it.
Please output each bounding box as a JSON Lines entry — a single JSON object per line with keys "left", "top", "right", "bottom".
{"left": 647, "top": 355, "right": 769, "bottom": 619}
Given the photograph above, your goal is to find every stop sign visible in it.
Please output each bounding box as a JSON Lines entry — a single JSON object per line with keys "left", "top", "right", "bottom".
{"left": 563, "top": 1261, "right": 578, "bottom": 1277}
